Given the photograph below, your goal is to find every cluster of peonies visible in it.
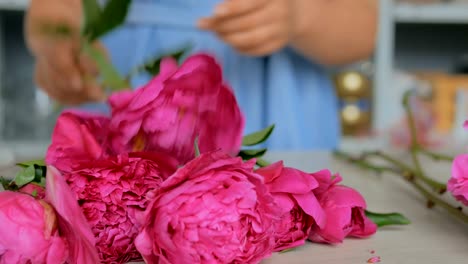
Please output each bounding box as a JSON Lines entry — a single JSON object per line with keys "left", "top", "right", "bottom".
{"left": 0, "top": 54, "right": 377, "bottom": 264}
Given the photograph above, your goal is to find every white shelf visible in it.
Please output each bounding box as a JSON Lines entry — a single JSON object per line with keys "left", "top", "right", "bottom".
{"left": 395, "top": 2, "right": 468, "bottom": 24}
{"left": 0, "top": 0, "right": 28, "bottom": 11}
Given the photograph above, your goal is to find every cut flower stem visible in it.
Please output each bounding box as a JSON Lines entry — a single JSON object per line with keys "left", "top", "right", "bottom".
{"left": 335, "top": 91, "right": 466, "bottom": 223}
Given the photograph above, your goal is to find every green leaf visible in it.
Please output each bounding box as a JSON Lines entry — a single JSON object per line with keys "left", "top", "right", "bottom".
{"left": 365, "top": 210, "right": 411, "bottom": 227}
{"left": 242, "top": 125, "right": 275, "bottom": 146}
{"left": 14, "top": 166, "right": 36, "bottom": 188}
{"left": 0, "top": 177, "right": 11, "bottom": 190}
{"left": 16, "top": 159, "right": 46, "bottom": 168}
{"left": 142, "top": 46, "right": 192, "bottom": 76}
{"left": 82, "top": 0, "right": 102, "bottom": 36}
{"left": 85, "top": 0, "right": 131, "bottom": 41}
{"left": 239, "top": 148, "right": 267, "bottom": 160}
{"left": 31, "top": 190, "right": 38, "bottom": 198}
{"left": 39, "top": 177, "right": 46, "bottom": 187}
{"left": 255, "top": 157, "right": 271, "bottom": 168}
{"left": 194, "top": 137, "right": 201, "bottom": 157}
{"left": 279, "top": 247, "right": 297, "bottom": 254}
{"left": 83, "top": 42, "right": 129, "bottom": 91}
{"left": 34, "top": 165, "right": 47, "bottom": 184}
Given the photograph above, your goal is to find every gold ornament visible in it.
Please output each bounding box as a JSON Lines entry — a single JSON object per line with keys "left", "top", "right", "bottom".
{"left": 335, "top": 71, "right": 371, "bottom": 98}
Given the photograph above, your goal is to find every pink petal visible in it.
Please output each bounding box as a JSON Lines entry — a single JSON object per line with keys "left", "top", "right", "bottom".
{"left": 272, "top": 193, "right": 295, "bottom": 212}
{"left": 349, "top": 210, "right": 378, "bottom": 238}
{"left": 255, "top": 161, "right": 284, "bottom": 184}
{"left": 327, "top": 186, "right": 367, "bottom": 208}
{"left": 108, "top": 90, "right": 135, "bottom": 110}
{"left": 451, "top": 154, "right": 468, "bottom": 180}
{"left": 294, "top": 193, "right": 326, "bottom": 228}
{"left": 127, "top": 58, "right": 178, "bottom": 111}
{"left": 309, "top": 206, "right": 351, "bottom": 244}
{"left": 269, "top": 168, "right": 318, "bottom": 194}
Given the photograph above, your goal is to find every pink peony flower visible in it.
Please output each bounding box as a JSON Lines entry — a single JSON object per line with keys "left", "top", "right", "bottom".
{"left": 108, "top": 54, "right": 245, "bottom": 164}
{"left": 0, "top": 191, "right": 68, "bottom": 264}
{"left": 63, "top": 152, "right": 178, "bottom": 263}
{"left": 256, "top": 162, "right": 325, "bottom": 251}
{"left": 46, "top": 166, "right": 100, "bottom": 264}
{"left": 449, "top": 154, "right": 468, "bottom": 205}
{"left": 46, "top": 110, "right": 110, "bottom": 172}
{"left": 308, "top": 170, "right": 377, "bottom": 244}
{"left": 135, "top": 151, "right": 279, "bottom": 264}
{"left": 19, "top": 183, "right": 45, "bottom": 199}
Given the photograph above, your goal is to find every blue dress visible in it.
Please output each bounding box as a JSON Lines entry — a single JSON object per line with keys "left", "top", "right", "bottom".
{"left": 101, "top": 0, "right": 340, "bottom": 150}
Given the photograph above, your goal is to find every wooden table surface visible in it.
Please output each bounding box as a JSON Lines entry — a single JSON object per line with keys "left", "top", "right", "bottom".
{"left": 1, "top": 150, "right": 467, "bottom": 264}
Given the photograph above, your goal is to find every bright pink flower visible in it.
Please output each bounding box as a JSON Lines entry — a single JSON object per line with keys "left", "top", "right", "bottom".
{"left": 256, "top": 162, "right": 325, "bottom": 251}
{"left": 46, "top": 166, "right": 100, "bottom": 264}
{"left": 449, "top": 154, "right": 468, "bottom": 205}
{"left": 46, "top": 110, "right": 110, "bottom": 172}
{"left": 64, "top": 152, "right": 178, "bottom": 263}
{"left": 308, "top": 171, "right": 377, "bottom": 244}
{"left": 0, "top": 191, "right": 68, "bottom": 264}
{"left": 19, "top": 183, "right": 45, "bottom": 199}
{"left": 135, "top": 151, "right": 278, "bottom": 264}
{"left": 108, "top": 54, "right": 245, "bottom": 164}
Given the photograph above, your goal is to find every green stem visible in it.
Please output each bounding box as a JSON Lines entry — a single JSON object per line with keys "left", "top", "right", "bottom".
{"left": 362, "top": 151, "right": 414, "bottom": 172}
{"left": 411, "top": 147, "right": 446, "bottom": 191}
{"left": 419, "top": 149, "right": 454, "bottom": 162}
{"left": 334, "top": 151, "right": 400, "bottom": 174}
{"left": 402, "top": 91, "right": 419, "bottom": 150}
{"left": 410, "top": 179, "right": 468, "bottom": 223}
{"left": 336, "top": 151, "right": 468, "bottom": 223}
{"left": 403, "top": 92, "right": 447, "bottom": 192}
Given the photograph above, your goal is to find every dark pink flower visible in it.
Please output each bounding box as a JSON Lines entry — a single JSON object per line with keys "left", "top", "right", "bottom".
{"left": 46, "top": 110, "right": 110, "bottom": 172}
{"left": 0, "top": 191, "right": 68, "bottom": 264}
{"left": 256, "top": 162, "right": 325, "bottom": 251}
{"left": 449, "top": 154, "right": 468, "bottom": 205}
{"left": 64, "top": 152, "right": 178, "bottom": 263}
{"left": 108, "top": 54, "right": 245, "bottom": 164}
{"left": 135, "top": 151, "right": 278, "bottom": 264}
{"left": 308, "top": 171, "right": 377, "bottom": 244}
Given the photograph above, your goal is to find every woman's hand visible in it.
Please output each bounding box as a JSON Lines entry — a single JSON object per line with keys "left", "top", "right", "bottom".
{"left": 25, "top": 0, "right": 106, "bottom": 105}
{"left": 199, "top": 0, "right": 377, "bottom": 65}
{"left": 198, "top": 0, "right": 295, "bottom": 57}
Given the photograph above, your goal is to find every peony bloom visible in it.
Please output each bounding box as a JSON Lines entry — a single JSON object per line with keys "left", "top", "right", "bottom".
{"left": 256, "top": 162, "right": 325, "bottom": 251}
{"left": 135, "top": 151, "right": 279, "bottom": 264}
{"left": 308, "top": 170, "right": 377, "bottom": 244}
{"left": 108, "top": 54, "right": 245, "bottom": 164}
{"left": 63, "top": 152, "right": 178, "bottom": 263}
{"left": 0, "top": 191, "right": 68, "bottom": 264}
{"left": 449, "top": 154, "right": 468, "bottom": 205}
{"left": 46, "top": 166, "right": 100, "bottom": 264}
{"left": 19, "top": 183, "right": 45, "bottom": 199}
{"left": 46, "top": 110, "right": 111, "bottom": 172}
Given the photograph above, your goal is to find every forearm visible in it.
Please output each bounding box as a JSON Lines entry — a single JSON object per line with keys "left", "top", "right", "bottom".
{"left": 290, "top": 0, "right": 378, "bottom": 65}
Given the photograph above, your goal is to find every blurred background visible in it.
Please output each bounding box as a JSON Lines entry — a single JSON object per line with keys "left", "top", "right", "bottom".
{"left": 2, "top": 0, "right": 468, "bottom": 159}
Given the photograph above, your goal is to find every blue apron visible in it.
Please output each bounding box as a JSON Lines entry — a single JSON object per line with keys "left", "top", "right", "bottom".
{"left": 100, "top": 0, "right": 341, "bottom": 150}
